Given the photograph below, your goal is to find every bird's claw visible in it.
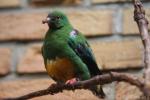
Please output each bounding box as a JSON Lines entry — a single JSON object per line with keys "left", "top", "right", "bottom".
{"left": 65, "top": 78, "right": 78, "bottom": 85}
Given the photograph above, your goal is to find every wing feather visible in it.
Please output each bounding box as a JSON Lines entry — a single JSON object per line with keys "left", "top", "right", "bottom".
{"left": 68, "top": 29, "right": 102, "bottom": 76}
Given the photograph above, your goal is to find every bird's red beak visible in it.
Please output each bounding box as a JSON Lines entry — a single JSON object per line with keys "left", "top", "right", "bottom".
{"left": 42, "top": 17, "right": 51, "bottom": 24}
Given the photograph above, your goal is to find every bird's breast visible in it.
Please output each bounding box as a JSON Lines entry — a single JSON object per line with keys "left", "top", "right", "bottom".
{"left": 46, "top": 57, "right": 75, "bottom": 82}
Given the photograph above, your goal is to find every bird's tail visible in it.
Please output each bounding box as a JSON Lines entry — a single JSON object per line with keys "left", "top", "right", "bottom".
{"left": 89, "top": 85, "right": 105, "bottom": 98}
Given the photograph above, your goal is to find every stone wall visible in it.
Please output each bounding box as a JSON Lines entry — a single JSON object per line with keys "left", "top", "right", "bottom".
{"left": 0, "top": 0, "right": 150, "bottom": 100}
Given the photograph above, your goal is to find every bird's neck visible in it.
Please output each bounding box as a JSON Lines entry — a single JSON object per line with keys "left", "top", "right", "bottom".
{"left": 49, "top": 24, "right": 72, "bottom": 32}
{"left": 49, "top": 24, "right": 72, "bottom": 33}
{"left": 45, "top": 24, "right": 73, "bottom": 38}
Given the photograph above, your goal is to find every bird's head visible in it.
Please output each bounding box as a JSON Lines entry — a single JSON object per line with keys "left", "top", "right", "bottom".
{"left": 42, "top": 11, "right": 70, "bottom": 30}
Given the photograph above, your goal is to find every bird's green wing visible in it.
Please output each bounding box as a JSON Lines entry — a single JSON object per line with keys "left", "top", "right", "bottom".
{"left": 68, "top": 29, "right": 102, "bottom": 77}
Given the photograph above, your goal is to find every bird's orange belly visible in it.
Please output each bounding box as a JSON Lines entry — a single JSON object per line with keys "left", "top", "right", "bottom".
{"left": 45, "top": 57, "right": 75, "bottom": 82}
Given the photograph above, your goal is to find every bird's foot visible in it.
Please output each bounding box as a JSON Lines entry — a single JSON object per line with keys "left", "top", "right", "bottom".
{"left": 65, "top": 78, "right": 78, "bottom": 85}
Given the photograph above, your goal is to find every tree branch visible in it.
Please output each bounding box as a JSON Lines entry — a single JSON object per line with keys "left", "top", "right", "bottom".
{"left": 1, "top": 72, "right": 150, "bottom": 100}
{"left": 133, "top": 0, "right": 150, "bottom": 98}
{"left": 133, "top": 0, "right": 150, "bottom": 81}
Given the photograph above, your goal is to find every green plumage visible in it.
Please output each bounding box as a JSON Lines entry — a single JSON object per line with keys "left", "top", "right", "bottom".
{"left": 42, "top": 11, "right": 105, "bottom": 98}
{"left": 42, "top": 23, "right": 91, "bottom": 80}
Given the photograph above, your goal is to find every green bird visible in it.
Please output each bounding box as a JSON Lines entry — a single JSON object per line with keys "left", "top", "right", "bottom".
{"left": 42, "top": 11, "right": 105, "bottom": 98}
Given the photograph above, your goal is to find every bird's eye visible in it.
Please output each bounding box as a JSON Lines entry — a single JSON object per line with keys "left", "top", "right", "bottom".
{"left": 56, "top": 16, "right": 61, "bottom": 20}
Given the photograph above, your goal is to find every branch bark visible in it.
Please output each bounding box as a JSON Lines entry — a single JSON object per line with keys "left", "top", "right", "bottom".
{"left": 133, "top": 0, "right": 150, "bottom": 82}
{"left": 1, "top": 72, "right": 150, "bottom": 100}
{"left": 133, "top": 0, "right": 150, "bottom": 98}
